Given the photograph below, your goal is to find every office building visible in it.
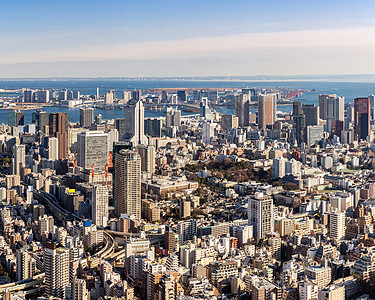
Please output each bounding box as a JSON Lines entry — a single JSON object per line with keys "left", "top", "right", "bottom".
{"left": 48, "top": 137, "right": 59, "bottom": 161}
{"left": 77, "top": 131, "right": 108, "bottom": 170}
{"left": 330, "top": 211, "right": 345, "bottom": 243}
{"left": 137, "top": 144, "right": 155, "bottom": 173}
{"left": 221, "top": 114, "right": 238, "bottom": 131}
{"left": 124, "top": 99, "right": 148, "bottom": 147}
{"left": 258, "top": 94, "right": 277, "bottom": 129}
{"left": 302, "top": 104, "right": 319, "bottom": 126}
{"left": 115, "top": 118, "right": 126, "bottom": 140}
{"left": 235, "top": 94, "right": 250, "bottom": 127}
{"left": 354, "top": 97, "right": 370, "bottom": 141}
{"left": 32, "top": 110, "right": 48, "bottom": 132}
{"left": 200, "top": 97, "right": 214, "bottom": 120}
{"left": 177, "top": 90, "right": 186, "bottom": 102}
{"left": 305, "top": 266, "right": 331, "bottom": 288}
{"left": 44, "top": 242, "right": 70, "bottom": 299}
{"left": 132, "top": 90, "right": 141, "bottom": 100}
{"left": 145, "top": 118, "right": 163, "bottom": 137}
{"left": 49, "top": 112, "right": 69, "bottom": 160}
{"left": 12, "top": 144, "right": 25, "bottom": 176}
{"left": 80, "top": 108, "right": 94, "bottom": 128}
{"left": 8, "top": 110, "right": 24, "bottom": 127}
{"left": 370, "top": 94, "right": 375, "bottom": 121}
{"left": 306, "top": 125, "right": 324, "bottom": 146}
{"left": 114, "top": 149, "right": 141, "bottom": 219}
{"left": 319, "top": 94, "right": 344, "bottom": 132}
{"left": 292, "top": 101, "right": 306, "bottom": 145}
{"left": 92, "top": 185, "right": 109, "bottom": 227}
{"left": 248, "top": 195, "right": 274, "bottom": 241}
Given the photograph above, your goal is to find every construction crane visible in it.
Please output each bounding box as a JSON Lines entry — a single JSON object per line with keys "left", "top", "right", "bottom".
{"left": 68, "top": 149, "right": 76, "bottom": 167}
{"left": 105, "top": 164, "right": 108, "bottom": 187}
{"left": 91, "top": 155, "right": 100, "bottom": 184}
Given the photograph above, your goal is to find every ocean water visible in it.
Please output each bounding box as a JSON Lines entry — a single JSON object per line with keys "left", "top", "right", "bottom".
{"left": 0, "top": 80, "right": 374, "bottom": 124}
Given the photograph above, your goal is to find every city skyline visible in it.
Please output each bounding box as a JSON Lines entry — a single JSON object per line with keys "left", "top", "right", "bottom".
{"left": 0, "top": 0, "right": 374, "bottom": 77}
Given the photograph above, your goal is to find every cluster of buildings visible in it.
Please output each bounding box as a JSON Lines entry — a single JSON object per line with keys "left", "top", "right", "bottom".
{"left": 0, "top": 87, "right": 375, "bottom": 300}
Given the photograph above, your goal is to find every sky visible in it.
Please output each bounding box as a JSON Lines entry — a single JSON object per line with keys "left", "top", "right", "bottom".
{"left": 0, "top": 0, "right": 375, "bottom": 78}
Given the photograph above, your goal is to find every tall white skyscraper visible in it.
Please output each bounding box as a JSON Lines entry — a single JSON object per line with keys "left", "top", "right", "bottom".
{"left": 92, "top": 184, "right": 109, "bottom": 227}
{"left": 12, "top": 144, "right": 25, "bottom": 176}
{"left": 48, "top": 137, "right": 59, "bottom": 161}
{"left": 136, "top": 144, "right": 155, "bottom": 173}
{"left": 330, "top": 211, "right": 345, "bottom": 243}
{"left": 44, "top": 242, "right": 70, "bottom": 299}
{"left": 248, "top": 195, "right": 274, "bottom": 241}
{"left": 114, "top": 149, "right": 141, "bottom": 219}
{"left": 77, "top": 131, "right": 108, "bottom": 170}
{"left": 124, "top": 99, "right": 148, "bottom": 147}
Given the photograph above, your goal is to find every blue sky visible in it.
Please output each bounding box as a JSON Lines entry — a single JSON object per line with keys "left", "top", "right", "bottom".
{"left": 1, "top": 0, "right": 374, "bottom": 77}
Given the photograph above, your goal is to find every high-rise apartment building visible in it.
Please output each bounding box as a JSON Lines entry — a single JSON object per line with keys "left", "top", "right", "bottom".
{"left": 136, "top": 144, "right": 155, "bottom": 173}
{"left": 330, "top": 211, "right": 345, "bottom": 243}
{"left": 177, "top": 90, "right": 186, "bottom": 102}
{"left": 23, "top": 89, "right": 35, "bottom": 102}
{"left": 16, "top": 248, "right": 36, "bottom": 281}
{"left": 177, "top": 220, "right": 197, "bottom": 245}
{"left": 248, "top": 195, "right": 274, "bottom": 241}
{"left": 124, "top": 100, "right": 148, "bottom": 147}
{"left": 258, "top": 94, "right": 277, "bottom": 129}
{"left": 8, "top": 110, "right": 24, "bottom": 127}
{"left": 49, "top": 112, "right": 69, "bottom": 160}
{"left": 36, "top": 89, "right": 50, "bottom": 103}
{"left": 235, "top": 94, "right": 250, "bottom": 127}
{"left": 44, "top": 242, "right": 70, "bottom": 299}
{"left": 72, "top": 278, "right": 89, "bottom": 300}
{"left": 272, "top": 157, "right": 286, "bottom": 179}
{"left": 354, "top": 97, "right": 370, "bottom": 141}
{"left": 166, "top": 108, "right": 181, "bottom": 127}
{"left": 77, "top": 131, "right": 108, "bottom": 170}
{"left": 79, "top": 108, "right": 94, "bottom": 128}
{"left": 105, "top": 90, "right": 114, "bottom": 105}
{"left": 114, "top": 149, "right": 141, "bottom": 219}
{"left": 92, "top": 185, "right": 109, "bottom": 227}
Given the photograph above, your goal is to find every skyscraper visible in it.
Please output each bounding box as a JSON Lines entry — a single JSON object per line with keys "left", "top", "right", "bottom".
{"left": 177, "top": 220, "right": 197, "bottom": 245}
{"left": 77, "top": 131, "right": 108, "bottom": 170}
{"left": 124, "top": 99, "right": 148, "bottom": 147}
{"left": 12, "top": 144, "right": 25, "bottom": 176}
{"left": 79, "top": 108, "right": 94, "bottom": 128}
{"left": 32, "top": 110, "right": 49, "bottom": 133}
{"left": 177, "top": 90, "right": 186, "bottom": 102}
{"left": 200, "top": 97, "right": 214, "bottom": 120}
{"left": 92, "top": 184, "right": 109, "bottom": 227}
{"left": 136, "top": 144, "right": 156, "bottom": 173}
{"left": 23, "top": 89, "right": 35, "bottom": 102}
{"left": 235, "top": 94, "right": 250, "bottom": 127}
{"left": 248, "top": 195, "right": 274, "bottom": 241}
{"left": 44, "top": 242, "right": 70, "bottom": 299}
{"left": 115, "top": 118, "right": 126, "bottom": 140}
{"left": 221, "top": 114, "right": 239, "bottom": 131}
{"left": 354, "top": 97, "right": 370, "bottom": 141}
{"left": 145, "top": 118, "right": 163, "bottom": 137}
{"left": 8, "top": 110, "right": 24, "bottom": 127}
{"left": 105, "top": 91, "right": 114, "bottom": 104}
{"left": 166, "top": 107, "right": 181, "bottom": 127}
{"left": 114, "top": 149, "right": 141, "bottom": 219}
{"left": 302, "top": 104, "right": 319, "bottom": 126}
{"left": 292, "top": 101, "right": 306, "bottom": 145}
{"left": 258, "top": 94, "right": 277, "bottom": 129}
{"left": 318, "top": 94, "right": 344, "bottom": 132}
{"left": 48, "top": 137, "right": 59, "bottom": 161}
{"left": 49, "top": 112, "right": 69, "bottom": 160}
